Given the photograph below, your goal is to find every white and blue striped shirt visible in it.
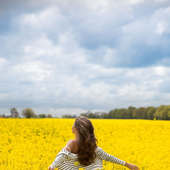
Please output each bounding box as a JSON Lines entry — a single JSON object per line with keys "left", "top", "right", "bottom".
{"left": 50, "top": 146, "right": 126, "bottom": 170}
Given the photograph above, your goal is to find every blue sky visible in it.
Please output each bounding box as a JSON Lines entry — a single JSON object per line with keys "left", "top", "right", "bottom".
{"left": 0, "top": 0, "right": 170, "bottom": 117}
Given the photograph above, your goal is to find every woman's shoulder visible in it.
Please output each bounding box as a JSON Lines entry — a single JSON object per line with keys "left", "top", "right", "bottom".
{"left": 60, "top": 140, "right": 73, "bottom": 153}
{"left": 95, "top": 146, "right": 103, "bottom": 152}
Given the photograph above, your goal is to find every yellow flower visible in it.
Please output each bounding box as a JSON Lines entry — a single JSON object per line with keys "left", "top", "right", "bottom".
{"left": 0, "top": 118, "right": 169, "bottom": 170}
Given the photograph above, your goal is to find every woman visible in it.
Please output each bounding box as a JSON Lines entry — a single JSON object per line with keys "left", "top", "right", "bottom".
{"left": 48, "top": 116, "right": 140, "bottom": 170}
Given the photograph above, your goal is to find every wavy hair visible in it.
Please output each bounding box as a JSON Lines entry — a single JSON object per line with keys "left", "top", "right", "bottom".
{"left": 74, "top": 116, "right": 98, "bottom": 166}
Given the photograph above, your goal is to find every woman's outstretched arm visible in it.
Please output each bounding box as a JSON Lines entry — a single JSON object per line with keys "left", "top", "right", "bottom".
{"left": 96, "top": 148, "right": 126, "bottom": 165}
{"left": 96, "top": 148, "right": 140, "bottom": 170}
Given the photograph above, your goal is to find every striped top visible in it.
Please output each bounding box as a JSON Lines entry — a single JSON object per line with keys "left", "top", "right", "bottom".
{"left": 50, "top": 146, "right": 126, "bottom": 170}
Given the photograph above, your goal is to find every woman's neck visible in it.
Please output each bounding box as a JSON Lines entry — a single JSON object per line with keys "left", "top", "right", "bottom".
{"left": 75, "top": 132, "right": 79, "bottom": 141}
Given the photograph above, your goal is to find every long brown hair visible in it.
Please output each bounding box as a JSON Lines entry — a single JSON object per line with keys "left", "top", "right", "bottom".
{"left": 74, "top": 116, "right": 98, "bottom": 166}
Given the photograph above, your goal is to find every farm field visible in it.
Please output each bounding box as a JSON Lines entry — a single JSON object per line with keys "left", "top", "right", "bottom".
{"left": 0, "top": 118, "right": 169, "bottom": 170}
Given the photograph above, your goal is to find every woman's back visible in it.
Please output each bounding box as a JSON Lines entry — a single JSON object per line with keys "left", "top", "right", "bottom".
{"left": 69, "top": 139, "right": 79, "bottom": 154}
{"left": 50, "top": 146, "right": 125, "bottom": 170}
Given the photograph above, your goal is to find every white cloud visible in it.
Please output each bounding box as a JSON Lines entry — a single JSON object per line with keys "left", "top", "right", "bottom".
{"left": 0, "top": 58, "right": 8, "bottom": 71}
{"left": 155, "top": 0, "right": 168, "bottom": 2}
{"left": 156, "top": 22, "right": 169, "bottom": 35}
{"left": 129, "top": 0, "right": 145, "bottom": 5}
{"left": 48, "top": 108, "right": 87, "bottom": 117}
{"left": 0, "top": 93, "right": 9, "bottom": 101}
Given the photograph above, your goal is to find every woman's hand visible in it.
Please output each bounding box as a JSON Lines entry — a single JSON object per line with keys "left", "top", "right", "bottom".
{"left": 125, "top": 162, "right": 140, "bottom": 170}
{"left": 48, "top": 166, "right": 54, "bottom": 170}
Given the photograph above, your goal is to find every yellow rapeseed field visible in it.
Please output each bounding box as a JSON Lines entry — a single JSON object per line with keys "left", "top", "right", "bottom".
{"left": 0, "top": 118, "right": 169, "bottom": 170}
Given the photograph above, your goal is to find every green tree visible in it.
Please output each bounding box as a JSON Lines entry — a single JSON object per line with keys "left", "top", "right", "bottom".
{"left": 38, "top": 114, "right": 46, "bottom": 118}
{"left": 127, "top": 106, "right": 136, "bottom": 119}
{"left": 88, "top": 113, "right": 95, "bottom": 118}
{"left": 147, "top": 107, "right": 156, "bottom": 120}
{"left": 10, "top": 107, "right": 20, "bottom": 118}
{"left": 93, "top": 112, "right": 100, "bottom": 118}
{"left": 100, "top": 112, "right": 109, "bottom": 118}
{"left": 168, "top": 110, "right": 170, "bottom": 120}
{"left": 22, "top": 108, "right": 36, "bottom": 118}
{"left": 133, "top": 107, "right": 148, "bottom": 119}
{"left": 80, "top": 113, "right": 88, "bottom": 117}
{"left": 160, "top": 105, "right": 170, "bottom": 120}
{"left": 154, "top": 105, "right": 165, "bottom": 119}
{"left": 133, "top": 109, "right": 139, "bottom": 119}
{"left": 108, "top": 109, "right": 117, "bottom": 119}
{"left": 139, "top": 107, "right": 147, "bottom": 119}
{"left": 107, "top": 111, "right": 113, "bottom": 118}
{"left": 61, "top": 114, "right": 77, "bottom": 118}
{"left": 117, "top": 108, "right": 127, "bottom": 119}
{"left": 47, "top": 114, "right": 53, "bottom": 118}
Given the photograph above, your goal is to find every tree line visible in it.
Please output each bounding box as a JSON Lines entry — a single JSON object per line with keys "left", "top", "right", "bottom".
{"left": 62, "top": 105, "right": 170, "bottom": 120}
{"left": 0, "top": 108, "right": 57, "bottom": 118}
{"left": 1, "top": 104, "right": 170, "bottom": 120}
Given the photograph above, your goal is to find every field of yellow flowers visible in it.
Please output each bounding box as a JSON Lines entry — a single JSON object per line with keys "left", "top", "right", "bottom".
{"left": 0, "top": 118, "right": 169, "bottom": 170}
